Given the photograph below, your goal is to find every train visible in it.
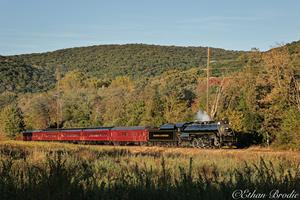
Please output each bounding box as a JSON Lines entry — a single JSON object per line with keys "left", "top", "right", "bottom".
{"left": 18, "top": 120, "right": 236, "bottom": 148}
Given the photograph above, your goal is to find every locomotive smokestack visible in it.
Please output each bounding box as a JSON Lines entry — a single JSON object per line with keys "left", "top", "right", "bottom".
{"left": 195, "top": 110, "right": 211, "bottom": 122}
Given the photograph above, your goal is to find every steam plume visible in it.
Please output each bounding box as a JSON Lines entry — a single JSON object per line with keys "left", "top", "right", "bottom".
{"left": 195, "top": 110, "right": 211, "bottom": 121}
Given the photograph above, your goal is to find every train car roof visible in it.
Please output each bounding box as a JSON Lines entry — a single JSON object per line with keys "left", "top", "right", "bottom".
{"left": 22, "top": 130, "right": 43, "bottom": 133}
{"left": 46, "top": 126, "right": 113, "bottom": 130}
{"left": 111, "top": 126, "right": 146, "bottom": 130}
{"left": 159, "top": 123, "right": 175, "bottom": 130}
{"left": 22, "top": 127, "right": 113, "bottom": 133}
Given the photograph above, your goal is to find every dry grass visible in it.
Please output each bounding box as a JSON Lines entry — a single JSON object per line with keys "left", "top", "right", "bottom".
{"left": 1, "top": 140, "right": 299, "bottom": 177}
{"left": 0, "top": 141, "right": 299, "bottom": 200}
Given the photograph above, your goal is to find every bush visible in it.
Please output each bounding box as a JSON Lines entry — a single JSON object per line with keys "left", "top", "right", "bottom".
{"left": 276, "top": 107, "right": 300, "bottom": 149}
{"left": 0, "top": 105, "right": 24, "bottom": 139}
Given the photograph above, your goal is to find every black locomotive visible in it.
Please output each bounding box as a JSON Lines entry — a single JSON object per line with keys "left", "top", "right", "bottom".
{"left": 149, "top": 120, "right": 235, "bottom": 148}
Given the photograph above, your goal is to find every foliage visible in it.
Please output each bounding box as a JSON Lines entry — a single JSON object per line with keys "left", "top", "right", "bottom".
{"left": 140, "top": 85, "right": 165, "bottom": 126}
{"left": 0, "top": 92, "right": 17, "bottom": 110}
{"left": 0, "top": 56, "right": 54, "bottom": 93}
{"left": 0, "top": 105, "right": 24, "bottom": 138}
{"left": 9, "top": 44, "right": 243, "bottom": 80}
{"left": 276, "top": 107, "right": 300, "bottom": 148}
{"left": 216, "top": 42, "right": 300, "bottom": 147}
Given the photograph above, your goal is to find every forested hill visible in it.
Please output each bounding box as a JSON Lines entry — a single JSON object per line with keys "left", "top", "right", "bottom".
{"left": 9, "top": 44, "right": 243, "bottom": 79}
{"left": 0, "top": 56, "right": 54, "bottom": 93}
{"left": 2, "top": 42, "right": 299, "bottom": 94}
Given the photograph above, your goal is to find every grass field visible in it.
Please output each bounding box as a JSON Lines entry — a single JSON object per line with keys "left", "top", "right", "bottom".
{"left": 0, "top": 141, "right": 299, "bottom": 200}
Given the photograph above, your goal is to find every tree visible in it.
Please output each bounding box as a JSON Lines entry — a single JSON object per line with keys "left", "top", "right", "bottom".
{"left": 62, "top": 91, "right": 92, "bottom": 128}
{"left": 141, "top": 86, "right": 165, "bottom": 126}
{"left": 102, "top": 76, "right": 135, "bottom": 126}
{"left": 0, "top": 104, "right": 24, "bottom": 138}
{"left": 125, "top": 100, "right": 145, "bottom": 126}
{"left": 257, "top": 46, "right": 296, "bottom": 141}
{"left": 19, "top": 94, "right": 54, "bottom": 129}
{"left": 60, "top": 70, "right": 85, "bottom": 90}
{"left": 163, "top": 94, "right": 191, "bottom": 122}
{"left": 0, "top": 91, "right": 17, "bottom": 109}
{"left": 277, "top": 107, "right": 300, "bottom": 148}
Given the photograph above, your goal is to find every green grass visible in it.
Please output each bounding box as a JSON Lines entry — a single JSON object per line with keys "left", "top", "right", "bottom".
{"left": 0, "top": 141, "right": 299, "bottom": 200}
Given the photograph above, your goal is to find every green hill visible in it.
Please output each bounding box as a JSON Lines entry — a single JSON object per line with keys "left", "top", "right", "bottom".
{"left": 0, "top": 56, "right": 54, "bottom": 93}
{"left": 9, "top": 44, "right": 244, "bottom": 79}
{"left": 2, "top": 42, "right": 299, "bottom": 94}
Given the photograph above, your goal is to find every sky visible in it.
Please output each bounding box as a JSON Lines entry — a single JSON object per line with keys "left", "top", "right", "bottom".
{"left": 0, "top": 0, "right": 299, "bottom": 55}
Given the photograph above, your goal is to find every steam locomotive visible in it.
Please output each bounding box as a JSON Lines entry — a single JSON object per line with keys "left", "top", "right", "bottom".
{"left": 19, "top": 120, "right": 235, "bottom": 148}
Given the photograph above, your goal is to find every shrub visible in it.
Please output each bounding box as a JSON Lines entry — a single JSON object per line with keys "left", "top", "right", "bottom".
{"left": 0, "top": 105, "right": 24, "bottom": 139}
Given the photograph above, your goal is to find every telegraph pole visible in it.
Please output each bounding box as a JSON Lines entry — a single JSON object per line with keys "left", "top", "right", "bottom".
{"left": 56, "top": 66, "right": 61, "bottom": 129}
{"left": 206, "top": 47, "right": 210, "bottom": 116}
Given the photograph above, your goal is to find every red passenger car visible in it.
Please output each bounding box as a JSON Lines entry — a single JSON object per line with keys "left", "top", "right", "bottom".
{"left": 20, "top": 126, "right": 148, "bottom": 144}
{"left": 32, "top": 130, "right": 59, "bottom": 141}
{"left": 110, "top": 126, "right": 148, "bottom": 145}
{"left": 81, "top": 128, "right": 111, "bottom": 142}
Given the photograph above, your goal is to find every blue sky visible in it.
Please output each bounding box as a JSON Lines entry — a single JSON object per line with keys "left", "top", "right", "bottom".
{"left": 0, "top": 0, "right": 299, "bottom": 55}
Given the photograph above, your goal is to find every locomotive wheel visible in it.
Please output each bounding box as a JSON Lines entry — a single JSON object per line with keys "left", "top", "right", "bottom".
{"left": 214, "top": 140, "right": 220, "bottom": 148}
{"left": 196, "top": 138, "right": 206, "bottom": 148}
{"left": 191, "top": 138, "right": 199, "bottom": 148}
{"left": 199, "top": 136, "right": 213, "bottom": 148}
{"left": 213, "top": 137, "right": 221, "bottom": 148}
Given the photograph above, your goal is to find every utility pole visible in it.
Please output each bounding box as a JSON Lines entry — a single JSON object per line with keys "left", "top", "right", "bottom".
{"left": 56, "top": 66, "right": 61, "bottom": 129}
{"left": 206, "top": 47, "right": 210, "bottom": 117}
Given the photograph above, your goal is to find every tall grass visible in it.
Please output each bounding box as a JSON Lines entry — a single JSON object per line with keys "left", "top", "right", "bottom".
{"left": 0, "top": 142, "right": 299, "bottom": 200}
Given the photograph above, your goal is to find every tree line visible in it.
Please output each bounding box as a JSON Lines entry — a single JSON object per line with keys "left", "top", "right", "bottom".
{"left": 0, "top": 42, "right": 299, "bottom": 149}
